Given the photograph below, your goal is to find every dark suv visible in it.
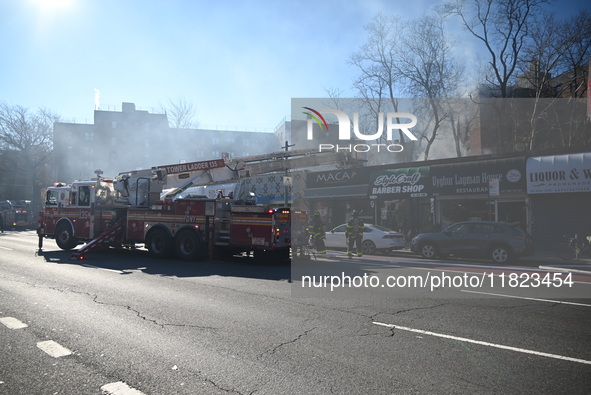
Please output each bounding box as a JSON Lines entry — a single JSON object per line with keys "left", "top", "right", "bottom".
{"left": 410, "top": 221, "right": 533, "bottom": 264}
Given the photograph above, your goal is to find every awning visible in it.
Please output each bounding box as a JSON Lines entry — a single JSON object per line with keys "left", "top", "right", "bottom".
{"left": 304, "top": 184, "right": 368, "bottom": 199}
{"left": 527, "top": 152, "right": 591, "bottom": 194}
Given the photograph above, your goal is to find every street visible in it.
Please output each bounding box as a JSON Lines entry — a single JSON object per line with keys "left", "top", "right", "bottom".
{"left": 1, "top": 230, "right": 591, "bottom": 394}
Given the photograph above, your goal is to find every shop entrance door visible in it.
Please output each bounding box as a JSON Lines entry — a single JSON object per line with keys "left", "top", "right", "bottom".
{"left": 497, "top": 200, "right": 526, "bottom": 229}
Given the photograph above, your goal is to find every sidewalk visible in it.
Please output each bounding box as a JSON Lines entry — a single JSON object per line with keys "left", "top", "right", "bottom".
{"left": 522, "top": 249, "right": 591, "bottom": 275}
{"left": 325, "top": 248, "right": 591, "bottom": 275}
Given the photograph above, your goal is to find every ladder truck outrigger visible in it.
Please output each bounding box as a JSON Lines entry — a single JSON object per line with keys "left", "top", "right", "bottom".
{"left": 40, "top": 157, "right": 291, "bottom": 261}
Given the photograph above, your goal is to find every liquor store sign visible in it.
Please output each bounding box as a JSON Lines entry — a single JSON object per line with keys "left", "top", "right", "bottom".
{"left": 527, "top": 153, "right": 591, "bottom": 194}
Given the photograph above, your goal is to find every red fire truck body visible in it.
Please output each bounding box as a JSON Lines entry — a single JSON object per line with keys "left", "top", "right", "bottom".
{"left": 40, "top": 173, "right": 291, "bottom": 261}
{"left": 40, "top": 148, "right": 356, "bottom": 260}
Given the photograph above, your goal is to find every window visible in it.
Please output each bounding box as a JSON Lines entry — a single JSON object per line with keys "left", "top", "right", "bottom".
{"left": 473, "top": 223, "right": 497, "bottom": 234}
{"left": 78, "top": 186, "right": 91, "bottom": 206}
{"left": 112, "top": 121, "right": 117, "bottom": 129}
{"left": 447, "top": 223, "right": 471, "bottom": 234}
{"left": 333, "top": 225, "right": 347, "bottom": 233}
{"left": 46, "top": 190, "right": 58, "bottom": 205}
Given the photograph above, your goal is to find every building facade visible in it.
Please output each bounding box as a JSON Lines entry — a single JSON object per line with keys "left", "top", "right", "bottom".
{"left": 53, "top": 102, "right": 281, "bottom": 182}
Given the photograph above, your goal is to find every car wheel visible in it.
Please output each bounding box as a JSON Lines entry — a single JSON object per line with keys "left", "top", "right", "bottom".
{"left": 420, "top": 242, "right": 437, "bottom": 259}
{"left": 55, "top": 222, "right": 77, "bottom": 250}
{"left": 362, "top": 240, "right": 377, "bottom": 255}
{"left": 491, "top": 245, "right": 512, "bottom": 264}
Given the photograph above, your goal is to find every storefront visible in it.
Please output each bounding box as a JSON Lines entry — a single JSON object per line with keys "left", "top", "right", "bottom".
{"left": 430, "top": 157, "right": 528, "bottom": 232}
{"left": 368, "top": 166, "right": 432, "bottom": 237}
{"left": 304, "top": 167, "right": 372, "bottom": 228}
{"left": 527, "top": 152, "right": 591, "bottom": 247}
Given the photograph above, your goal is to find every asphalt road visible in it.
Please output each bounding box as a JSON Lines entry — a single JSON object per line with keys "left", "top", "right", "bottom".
{"left": 1, "top": 230, "right": 590, "bottom": 394}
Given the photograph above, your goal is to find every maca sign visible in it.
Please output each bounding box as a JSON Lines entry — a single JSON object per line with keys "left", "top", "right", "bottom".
{"left": 307, "top": 167, "right": 372, "bottom": 188}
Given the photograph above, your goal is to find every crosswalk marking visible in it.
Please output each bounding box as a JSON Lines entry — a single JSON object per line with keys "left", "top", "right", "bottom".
{"left": 100, "top": 381, "right": 146, "bottom": 395}
{"left": 0, "top": 317, "right": 28, "bottom": 329}
{"left": 36, "top": 340, "right": 72, "bottom": 358}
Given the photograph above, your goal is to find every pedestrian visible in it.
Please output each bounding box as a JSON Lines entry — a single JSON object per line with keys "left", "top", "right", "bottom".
{"left": 0, "top": 213, "right": 4, "bottom": 233}
{"left": 309, "top": 211, "right": 326, "bottom": 254}
{"left": 37, "top": 220, "right": 45, "bottom": 250}
{"left": 346, "top": 210, "right": 365, "bottom": 258}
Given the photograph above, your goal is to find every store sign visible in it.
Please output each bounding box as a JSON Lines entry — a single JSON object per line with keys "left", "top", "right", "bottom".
{"left": 527, "top": 153, "right": 591, "bottom": 194}
{"left": 430, "top": 158, "right": 525, "bottom": 196}
{"left": 307, "top": 167, "right": 372, "bottom": 188}
{"left": 369, "top": 166, "right": 430, "bottom": 198}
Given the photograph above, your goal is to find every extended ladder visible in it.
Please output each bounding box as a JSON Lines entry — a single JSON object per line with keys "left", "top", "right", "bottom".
{"left": 70, "top": 219, "right": 125, "bottom": 260}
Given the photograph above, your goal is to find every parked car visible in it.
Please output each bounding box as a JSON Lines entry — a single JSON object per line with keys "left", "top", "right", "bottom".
{"left": 410, "top": 221, "right": 533, "bottom": 264}
{"left": 324, "top": 224, "right": 406, "bottom": 255}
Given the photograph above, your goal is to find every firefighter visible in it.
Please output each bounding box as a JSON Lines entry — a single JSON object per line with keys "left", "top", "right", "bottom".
{"left": 346, "top": 210, "right": 365, "bottom": 258}
{"left": 309, "top": 211, "right": 326, "bottom": 254}
{"left": 37, "top": 220, "right": 45, "bottom": 250}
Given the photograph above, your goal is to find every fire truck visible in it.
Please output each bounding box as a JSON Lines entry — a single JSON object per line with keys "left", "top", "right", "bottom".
{"left": 0, "top": 200, "right": 36, "bottom": 230}
{"left": 40, "top": 158, "right": 293, "bottom": 261}
{"left": 11, "top": 200, "right": 34, "bottom": 229}
{"left": 40, "top": 149, "right": 353, "bottom": 261}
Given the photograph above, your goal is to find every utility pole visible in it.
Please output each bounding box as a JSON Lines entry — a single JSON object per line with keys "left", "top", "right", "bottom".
{"left": 283, "top": 140, "right": 295, "bottom": 207}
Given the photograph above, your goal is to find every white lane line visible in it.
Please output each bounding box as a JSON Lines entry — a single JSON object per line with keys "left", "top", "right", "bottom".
{"left": 101, "top": 381, "right": 146, "bottom": 395}
{"left": 0, "top": 317, "right": 28, "bottom": 329}
{"left": 461, "top": 289, "right": 591, "bottom": 307}
{"left": 36, "top": 340, "right": 72, "bottom": 358}
{"left": 373, "top": 321, "right": 591, "bottom": 365}
{"left": 0, "top": 246, "right": 12, "bottom": 250}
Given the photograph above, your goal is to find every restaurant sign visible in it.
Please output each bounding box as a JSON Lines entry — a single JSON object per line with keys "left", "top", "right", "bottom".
{"left": 430, "top": 157, "right": 525, "bottom": 196}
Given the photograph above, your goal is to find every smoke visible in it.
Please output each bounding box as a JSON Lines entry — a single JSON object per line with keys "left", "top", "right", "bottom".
{"left": 94, "top": 88, "right": 100, "bottom": 110}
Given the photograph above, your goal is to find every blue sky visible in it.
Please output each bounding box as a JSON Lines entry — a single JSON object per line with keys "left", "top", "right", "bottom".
{"left": 0, "top": 0, "right": 587, "bottom": 132}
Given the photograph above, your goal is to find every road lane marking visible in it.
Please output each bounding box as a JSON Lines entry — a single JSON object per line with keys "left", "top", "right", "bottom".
{"left": 0, "top": 246, "right": 12, "bottom": 250}
{"left": 461, "top": 290, "right": 591, "bottom": 307}
{"left": 373, "top": 321, "right": 591, "bottom": 365}
{"left": 101, "top": 381, "right": 146, "bottom": 395}
{"left": 36, "top": 340, "right": 72, "bottom": 358}
{"left": 0, "top": 317, "right": 28, "bottom": 329}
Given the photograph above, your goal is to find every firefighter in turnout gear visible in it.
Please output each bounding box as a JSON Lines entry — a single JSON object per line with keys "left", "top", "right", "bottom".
{"left": 309, "top": 211, "right": 326, "bottom": 254}
{"left": 346, "top": 210, "right": 365, "bottom": 258}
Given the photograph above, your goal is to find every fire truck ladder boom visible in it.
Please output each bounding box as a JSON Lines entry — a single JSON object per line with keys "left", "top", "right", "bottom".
{"left": 70, "top": 219, "right": 125, "bottom": 260}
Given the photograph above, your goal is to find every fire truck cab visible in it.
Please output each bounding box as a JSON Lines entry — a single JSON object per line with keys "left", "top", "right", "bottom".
{"left": 42, "top": 179, "right": 117, "bottom": 250}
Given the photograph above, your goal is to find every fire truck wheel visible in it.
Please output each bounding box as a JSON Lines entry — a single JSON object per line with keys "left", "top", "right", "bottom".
{"left": 146, "top": 228, "right": 173, "bottom": 258}
{"left": 175, "top": 229, "right": 203, "bottom": 261}
{"left": 55, "top": 222, "right": 77, "bottom": 250}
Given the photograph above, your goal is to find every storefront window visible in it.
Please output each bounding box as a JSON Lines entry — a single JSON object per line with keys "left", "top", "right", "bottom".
{"left": 439, "top": 199, "right": 493, "bottom": 227}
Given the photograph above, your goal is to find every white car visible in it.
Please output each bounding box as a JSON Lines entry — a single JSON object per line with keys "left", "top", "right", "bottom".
{"left": 324, "top": 224, "right": 406, "bottom": 255}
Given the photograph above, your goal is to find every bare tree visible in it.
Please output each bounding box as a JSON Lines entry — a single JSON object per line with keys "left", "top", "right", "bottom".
{"left": 161, "top": 97, "right": 199, "bottom": 129}
{"left": 394, "top": 13, "right": 464, "bottom": 160}
{"left": 0, "top": 102, "right": 59, "bottom": 206}
{"left": 516, "top": 10, "right": 591, "bottom": 150}
{"left": 350, "top": 13, "right": 406, "bottom": 159}
{"left": 445, "top": 0, "right": 548, "bottom": 98}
